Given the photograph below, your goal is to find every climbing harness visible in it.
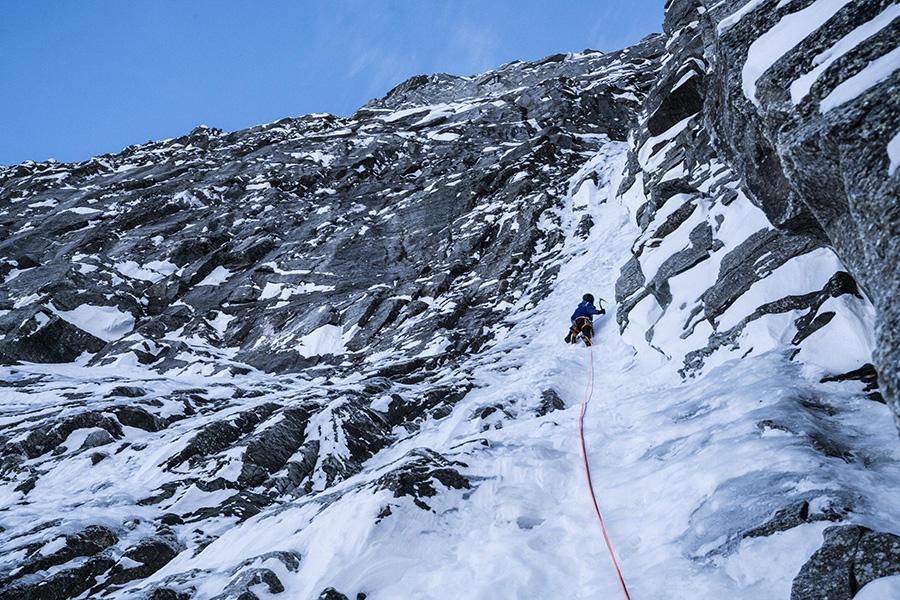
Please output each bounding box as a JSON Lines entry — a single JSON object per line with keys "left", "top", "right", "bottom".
{"left": 578, "top": 344, "right": 631, "bottom": 600}
{"left": 567, "top": 316, "right": 595, "bottom": 346}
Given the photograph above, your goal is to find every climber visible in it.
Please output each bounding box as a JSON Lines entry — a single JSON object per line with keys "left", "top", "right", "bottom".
{"left": 565, "top": 293, "right": 605, "bottom": 346}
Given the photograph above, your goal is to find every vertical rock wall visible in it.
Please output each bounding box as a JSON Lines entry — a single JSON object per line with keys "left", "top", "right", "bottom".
{"left": 699, "top": 0, "right": 899, "bottom": 424}
{"left": 618, "top": 0, "right": 898, "bottom": 427}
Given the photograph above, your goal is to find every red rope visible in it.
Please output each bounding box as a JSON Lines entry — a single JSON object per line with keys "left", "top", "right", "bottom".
{"left": 579, "top": 343, "right": 631, "bottom": 600}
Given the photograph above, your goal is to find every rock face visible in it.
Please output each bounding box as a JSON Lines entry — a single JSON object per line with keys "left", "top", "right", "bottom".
{"left": 0, "top": 1, "right": 897, "bottom": 598}
{"left": 614, "top": 0, "right": 890, "bottom": 390}
{"left": 699, "top": 0, "right": 900, "bottom": 430}
{"left": 621, "top": 0, "right": 899, "bottom": 421}
{"left": 611, "top": 0, "right": 900, "bottom": 594}
{"left": 791, "top": 525, "right": 900, "bottom": 600}
{"left": 0, "top": 42, "right": 670, "bottom": 599}
{"left": 0, "top": 44, "right": 658, "bottom": 379}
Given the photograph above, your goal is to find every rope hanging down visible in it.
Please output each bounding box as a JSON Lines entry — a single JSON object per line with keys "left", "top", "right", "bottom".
{"left": 578, "top": 344, "right": 632, "bottom": 600}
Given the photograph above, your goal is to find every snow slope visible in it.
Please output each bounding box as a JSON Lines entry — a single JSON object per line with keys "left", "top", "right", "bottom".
{"left": 183, "top": 145, "right": 897, "bottom": 600}
{"left": 1, "top": 2, "right": 899, "bottom": 595}
{"left": 2, "top": 139, "right": 896, "bottom": 600}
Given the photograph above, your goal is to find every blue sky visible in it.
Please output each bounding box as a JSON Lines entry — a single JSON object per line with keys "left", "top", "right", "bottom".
{"left": 0, "top": 1, "right": 666, "bottom": 166}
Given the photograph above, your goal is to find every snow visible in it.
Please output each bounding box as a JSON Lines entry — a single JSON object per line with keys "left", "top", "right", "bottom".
{"left": 2, "top": 267, "right": 31, "bottom": 283}
{"left": 638, "top": 198, "right": 708, "bottom": 284}
{"left": 13, "top": 293, "right": 42, "bottom": 309}
{"left": 718, "top": 248, "right": 842, "bottom": 332}
{"left": 790, "top": 2, "right": 900, "bottom": 104}
{"left": 170, "top": 190, "right": 207, "bottom": 210}
{"left": 63, "top": 206, "right": 102, "bottom": 215}
{"left": 291, "top": 151, "right": 336, "bottom": 166}
{"left": 742, "top": 0, "right": 854, "bottom": 107}
{"left": 638, "top": 115, "right": 694, "bottom": 169}
{"left": 428, "top": 131, "right": 461, "bottom": 142}
{"left": 416, "top": 336, "right": 451, "bottom": 357}
{"left": 260, "top": 281, "right": 335, "bottom": 302}
{"left": 889, "top": 131, "right": 900, "bottom": 177}
{"left": 721, "top": 522, "right": 831, "bottom": 588}
{"left": 718, "top": 0, "right": 768, "bottom": 32}
{"left": 207, "top": 311, "right": 235, "bottom": 338}
{"left": 793, "top": 293, "right": 876, "bottom": 374}
{"left": 159, "top": 179, "right": 894, "bottom": 598}
{"left": 114, "top": 259, "right": 178, "bottom": 282}
{"left": 1, "top": 76, "right": 898, "bottom": 600}
{"left": 262, "top": 262, "right": 312, "bottom": 276}
{"left": 50, "top": 303, "right": 134, "bottom": 341}
{"left": 382, "top": 106, "right": 430, "bottom": 123}
{"left": 196, "top": 266, "right": 232, "bottom": 286}
{"left": 857, "top": 575, "right": 900, "bottom": 600}
{"left": 820, "top": 45, "right": 900, "bottom": 112}
{"left": 165, "top": 484, "right": 236, "bottom": 514}
{"left": 259, "top": 282, "right": 284, "bottom": 300}
{"left": 28, "top": 198, "right": 59, "bottom": 208}
{"left": 295, "top": 324, "right": 344, "bottom": 358}
{"left": 38, "top": 535, "right": 68, "bottom": 556}
{"left": 709, "top": 189, "right": 771, "bottom": 248}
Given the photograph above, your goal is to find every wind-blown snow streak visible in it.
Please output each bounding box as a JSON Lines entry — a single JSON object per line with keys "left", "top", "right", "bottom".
{"left": 820, "top": 45, "right": 900, "bottom": 112}
{"left": 790, "top": 2, "right": 900, "bottom": 104}
{"left": 742, "top": 0, "right": 854, "bottom": 106}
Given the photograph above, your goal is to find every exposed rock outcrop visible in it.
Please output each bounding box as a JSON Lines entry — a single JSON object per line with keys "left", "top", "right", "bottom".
{"left": 791, "top": 525, "right": 900, "bottom": 600}
{"left": 699, "top": 0, "right": 900, "bottom": 429}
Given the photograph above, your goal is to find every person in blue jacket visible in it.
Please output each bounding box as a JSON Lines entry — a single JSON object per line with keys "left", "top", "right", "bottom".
{"left": 565, "top": 293, "right": 605, "bottom": 346}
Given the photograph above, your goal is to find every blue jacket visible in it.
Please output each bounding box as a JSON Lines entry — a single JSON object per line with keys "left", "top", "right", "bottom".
{"left": 571, "top": 300, "right": 603, "bottom": 323}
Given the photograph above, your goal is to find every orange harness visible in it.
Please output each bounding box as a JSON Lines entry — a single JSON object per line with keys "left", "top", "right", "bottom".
{"left": 572, "top": 316, "right": 593, "bottom": 333}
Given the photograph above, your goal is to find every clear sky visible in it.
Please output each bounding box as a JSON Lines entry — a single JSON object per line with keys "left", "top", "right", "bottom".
{"left": 0, "top": 1, "right": 666, "bottom": 166}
